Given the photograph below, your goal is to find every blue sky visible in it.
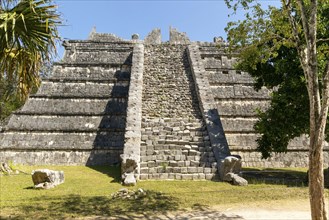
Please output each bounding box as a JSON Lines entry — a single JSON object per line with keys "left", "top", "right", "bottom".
{"left": 55, "top": 0, "right": 280, "bottom": 59}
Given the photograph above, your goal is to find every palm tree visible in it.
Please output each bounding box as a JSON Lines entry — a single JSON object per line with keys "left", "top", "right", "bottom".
{"left": 0, "top": 0, "right": 61, "bottom": 100}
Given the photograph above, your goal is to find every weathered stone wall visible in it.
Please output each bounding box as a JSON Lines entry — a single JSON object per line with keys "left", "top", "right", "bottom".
{"left": 0, "top": 150, "right": 121, "bottom": 165}
{"left": 140, "top": 118, "right": 217, "bottom": 180}
{"left": 142, "top": 44, "right": 201, "bottom": 119}
{"left": 0, "top": 40, "right": 133, "bottom": 165}
{"left": 144, "top": 29, "right": 161, "bottom": 44}
{"left": 140, "top": 44, "right": 218, "bottom": 180}
{"left": 121, "top": 43, "right": 144, "bottom": 184}
{"left": 0, "top": 132, "right": 124, "bottom": 150}
{"left": 35, "top": 81, "right": 129, "bottom": 98}
{"left": 52, "top": 65, "right": 131, "bottom": 79}
{"left": 21, "top": 98, "right": 127, "bottom": 115}
{"left": 198, "top": 42, "right": 329, "bottom": 167}
{"left": 88, "top": 33, "right": 125, "bottom": 42}
{"left": 169, "top": 27, "right": 190, "bottom": 45}
{"left": 187, "top": 44, "right": 231, "bottom": 172}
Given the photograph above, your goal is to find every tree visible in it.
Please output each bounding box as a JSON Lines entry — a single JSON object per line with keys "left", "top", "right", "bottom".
{"left": 0, "top": 0, "right": 60, "bottom": 101}
{"left": 225, "top": 0, "right": 328, "bottom": 219}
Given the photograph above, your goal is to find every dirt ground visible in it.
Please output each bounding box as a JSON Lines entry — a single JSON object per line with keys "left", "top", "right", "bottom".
{"left": 100, "top": 200, "right": 318, "bottom": 220}
{"left": 160, "top": 199, "right": 313, "bottom": 220}
{"left": 84, "top": 199, "right": 322, "bottom": 220}
{"left": 217, "top": 199, "right": 312, "bottom": 220}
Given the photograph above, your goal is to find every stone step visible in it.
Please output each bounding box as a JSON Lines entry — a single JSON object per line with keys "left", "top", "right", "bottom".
{"left": 20, "top": 98, "right": 127, "bottom": 115}
{"left": 0, "top": 131, "right": 124, "bottom": 150}
{"left": 216, "top": 100, "right": 269, "bottom": 117}
{"left": 141, "top": 134, "right": 208, "bottom": 143}
{"left": 142, "top": 140, "right": 210, "bottom": 148}
{"left": 140, "top": 173, "right": 219, "bottom": 180}
{"left": 140, "top": 166, "right": 217, "bottom": 174}
{"left": 36, "top": 81, "right": 129, "bottom": 97}
{"left": 63, "top": 50, "right": 132, "bottom": 64}
{"left": 65, "top": 40, "right": 134, "bottom": 50}
{"left": 140, "top": 153, "right": 216, "bottom": 164}
{"left": 142, "top": 45, "right": 203, "bottom": 119}
{"left": 6, "top": 115, "right": 126, "bottom": 131}
{"left": 140, "top": 146, "right": 214, "bottom": 155}
{"left": 140, "top": 142, "right": 211, "bottom": 149}
{"left": 42, "top": 77, "right": 129, "bottom": 83}
{"left": 141, "top": 140, "right": 205, "bottom": 146}
{"left": 30, "top": 94, "right": 127, "bottom": 99}
{"left": 199, "top": 45, "right": 226, "bottom": 53}
{"left": 15, "top": 111, "right": 126, "bottom": 117}
{"left": 207, "top": 71, "right": 254, "bottom": 85}
{"left": 0, "top": 149, "right": 123, "bottom": 166}
{"left": 225, "top": 133, "right": 259, "bottom": 149}
{"left": 211, "top": 85, "right": 270, "bottom": 99}
{"left": 202, "top": 57, "right": 235, "bottom": 71}
{"left": 142, "top": 117, "right": 205, "bottom": 124}
{"left": 141, "top": 127, "right": 206, "bottom": 134}
{"left": 52, "top": 65, "right": 130, "bottom": 79}
{"left": 221, "top": 117, "right": 258, "bottom": 133}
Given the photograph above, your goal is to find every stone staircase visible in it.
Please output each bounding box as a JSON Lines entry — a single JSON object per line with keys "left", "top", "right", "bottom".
{"left": 0, "top": 37, "right": 134, "bottom": 165}
{"left": 0, "top": 28, "right": 325, "bottom": 173}
{"left": 140, "top": 44, "right": 217, "bottom": 180}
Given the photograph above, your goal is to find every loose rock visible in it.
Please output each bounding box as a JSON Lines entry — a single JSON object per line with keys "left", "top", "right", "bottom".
{"left": 112, "top": 188, "right": 147, "bottom": 200}
{"left": 32, "top": 169, "right": 64, "bottom": 189}
{"left": 123, "top": 173, "right": 137, "bottom": 186}
{"left": 224, "top": 172, "right": 248, "bottom": 186}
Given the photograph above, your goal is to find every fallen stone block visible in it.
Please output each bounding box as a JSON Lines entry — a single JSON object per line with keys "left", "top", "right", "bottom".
{"left": 224, "top": 172, "right": 248, "bottom": 186}
{"left": 32, "top": 169, "right": 64, "bottom": 189}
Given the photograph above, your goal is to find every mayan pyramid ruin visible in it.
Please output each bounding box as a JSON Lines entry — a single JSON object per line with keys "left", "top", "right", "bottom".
{"left": 0, "top": 27, "right": 328, "bottom": 182}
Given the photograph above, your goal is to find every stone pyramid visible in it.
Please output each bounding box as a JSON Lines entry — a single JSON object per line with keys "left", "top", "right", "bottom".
{"left": 0, "top": 28, "right": 323, "bottom": 183}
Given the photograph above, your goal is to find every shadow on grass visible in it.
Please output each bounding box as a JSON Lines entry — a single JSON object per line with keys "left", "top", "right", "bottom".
{"left": 241, "top": 168, "right": 308, "bottom": 187}
{"left": 87, "top": 165, "right": 122, "bottom": 183}
{"left": 1, "top": 190, "right": 179, "bottom": 220}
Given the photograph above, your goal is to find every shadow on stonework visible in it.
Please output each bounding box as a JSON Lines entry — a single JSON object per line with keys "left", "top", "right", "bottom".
{"left": 240, "top": 168, "right": 309, "bottom": 187}
{"left": 0, "top": 191, "right": 180, "bottom": 219}
{"left": 182, "top": 48, "right": 204, "bottom": 119}
{"left": 86, "top": 54, "right": 132, "bottom": 168}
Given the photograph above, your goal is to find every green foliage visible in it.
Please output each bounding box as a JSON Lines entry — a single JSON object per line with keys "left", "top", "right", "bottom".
{"left": 246, "top": 44, "right": 311, "bottom": 158}
{"left": 225, "top": 0, "right": 329, "bottom": 158}
{"left": 0, "top": 0, "right": 61, "bottom": 100}
{"left": 0, "top": 78, "right": 24, "bottom": 122}
{"left": 254, "top": 77, "right": 309, "bottom": 158}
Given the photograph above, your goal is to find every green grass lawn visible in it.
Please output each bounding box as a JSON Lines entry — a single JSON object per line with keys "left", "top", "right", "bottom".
{"left": 0, "top": 165, "right": 327, "bottom": 219}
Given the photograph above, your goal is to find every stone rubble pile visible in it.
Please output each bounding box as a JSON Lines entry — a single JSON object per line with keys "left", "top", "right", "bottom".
{"left": 111, "top": 188, "right": 147, "bottom": 200}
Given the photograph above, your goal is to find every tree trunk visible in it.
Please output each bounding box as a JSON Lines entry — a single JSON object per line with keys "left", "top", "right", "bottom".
{"left": 307, "top": 73, "right": 328, "bottom": 220}
{"left": 309, "top": 140, "right": 327, "bottom": 220}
